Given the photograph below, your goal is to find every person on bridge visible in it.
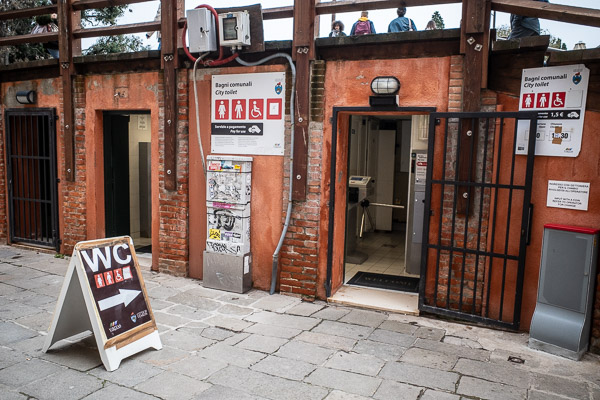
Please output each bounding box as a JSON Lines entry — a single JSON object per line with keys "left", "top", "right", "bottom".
{"left": 350, "top": 11, "right": 376, "bottom": 36}
{"left": 508, "top": 0, "right": 549, "bottom": 39}
{"left": 388, "top": 7, "right": 417, "bottom": 32}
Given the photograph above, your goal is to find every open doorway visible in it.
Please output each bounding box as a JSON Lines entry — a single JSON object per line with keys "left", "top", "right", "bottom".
{"left": 344, "top": 114, "right": 429, "bottom": 293}
{"left": 103, "top": 112, "right": 152, "bottom": 254}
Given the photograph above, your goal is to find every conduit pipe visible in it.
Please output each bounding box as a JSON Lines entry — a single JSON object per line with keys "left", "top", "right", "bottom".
{"left": 235, "top": 54, "right": 296, "bottom": 295}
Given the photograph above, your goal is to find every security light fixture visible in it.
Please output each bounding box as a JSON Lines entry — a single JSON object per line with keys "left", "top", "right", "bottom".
{"left": 16, "top": 90, "right": 36, "bottom": 105}
{"left": 370, "top": 76, "right": 400, "bottom": 95}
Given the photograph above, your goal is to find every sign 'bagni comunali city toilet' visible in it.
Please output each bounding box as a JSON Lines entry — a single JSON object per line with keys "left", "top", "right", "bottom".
{"left": 43, "top": 237, "right": 162, "bottom": 371}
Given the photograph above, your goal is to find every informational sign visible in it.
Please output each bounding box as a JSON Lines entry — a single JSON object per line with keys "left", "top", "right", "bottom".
{"left": 547, "top": 180, "right": 590, "bottom": 211}
{"left": 415, "top": 153, "right": 427, "bottom": 183}
{"left": 516, "top": 64, "right": 589, "bottom": 157}
{"left": 43, "top": 237, "right": 162, "bottom": 371}
{"left": 212, "top": 72, "right": 286, "bottom": 155}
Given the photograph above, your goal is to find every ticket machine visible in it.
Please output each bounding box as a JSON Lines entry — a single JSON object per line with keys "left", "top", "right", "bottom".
{"left": 346, "top": 176, "right": 373, "bottom": 264}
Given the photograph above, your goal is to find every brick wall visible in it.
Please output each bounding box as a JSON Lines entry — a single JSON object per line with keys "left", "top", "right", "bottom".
{"left": 156, "top": 69, "right": 190, "bottom": 276}
{"left": 279, "top": 61, "right": 326, "bottom": 300}
{"left": 63, "top": 75, "right": 89, "bottom": 254}
{"left": 0, "top": 104, "right": 6, "bottom": 241}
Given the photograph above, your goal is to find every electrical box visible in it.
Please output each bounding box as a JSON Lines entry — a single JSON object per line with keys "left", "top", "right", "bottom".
{"left": 218, "top": 11, "right": 251, "bottom": 49}
{"left": 529, "top": 224, "right": 599, "bottom": 360}
{"left": 187, "top": 8, "right": 217, "bottom": 53}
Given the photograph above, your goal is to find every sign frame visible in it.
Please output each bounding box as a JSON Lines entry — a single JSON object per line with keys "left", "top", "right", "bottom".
{"left": 42, "top": 236, "right": 162, "bottom": 371}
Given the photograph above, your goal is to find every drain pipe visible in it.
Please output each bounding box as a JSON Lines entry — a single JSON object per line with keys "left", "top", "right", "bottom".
{"left": 235, "top": 53, "right": 296, "bottom": 295}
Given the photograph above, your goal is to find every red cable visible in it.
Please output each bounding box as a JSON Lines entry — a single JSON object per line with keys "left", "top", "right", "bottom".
{"left": 181, "top": 4, "right": 238, "bottom": 65}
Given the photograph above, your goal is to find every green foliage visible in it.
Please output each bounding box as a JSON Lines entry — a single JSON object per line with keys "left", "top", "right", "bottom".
{"left": 54, "top": 253, "right": 65, "bottom": 259}
{"left": 1, "top": 1, "right": 144, "bottom": 64}
{"left": 84, "top": 35, "right": 148, "bottom": 55}
{"left": 431, "top": 11, "right": 445, "bottom": 29}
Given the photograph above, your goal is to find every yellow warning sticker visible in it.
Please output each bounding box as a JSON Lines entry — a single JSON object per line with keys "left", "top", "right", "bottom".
{"left": 209, "top": 229, "right": 221, "bottom": 240}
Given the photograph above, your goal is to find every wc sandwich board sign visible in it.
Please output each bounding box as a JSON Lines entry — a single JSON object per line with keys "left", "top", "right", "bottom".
{"left": 42, "top": 236, "right": 162, "bottom": 371}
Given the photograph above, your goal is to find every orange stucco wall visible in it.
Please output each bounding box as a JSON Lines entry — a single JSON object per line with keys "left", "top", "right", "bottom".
{"left": 498, "top": 93, "right": 600, "bottom": 330}
{"left": 82, "top": 72, "right": 161, "bottom": 268}
{"left": 319, "top": 57, "right": 452, "bottom": 299}
{"left": 188, "top": 65, "right": 286, "bottom": 290}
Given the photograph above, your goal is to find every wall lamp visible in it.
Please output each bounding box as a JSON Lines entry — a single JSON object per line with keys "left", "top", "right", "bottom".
{"left": 16, "top": 90, "right": 36, "bottom": 105}
{"left": 369, "top": 76, "right": 400, "bottom": 107}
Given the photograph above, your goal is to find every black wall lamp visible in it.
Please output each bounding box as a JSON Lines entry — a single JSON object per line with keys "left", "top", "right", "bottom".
{"left": 369, "top": 76, "right": 400, "bottom": 107}
{"left": 16, "top": 90, "right": 36, "bottom": 105}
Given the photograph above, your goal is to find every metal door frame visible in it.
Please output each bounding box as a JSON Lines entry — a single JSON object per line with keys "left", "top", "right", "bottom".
{"left": 418, "top": 111, "right": 538, "bottom": 330}
{"left": 5, "top": 108, "right": 60, "bottom": 251}
{"left": 326, "top": 106, "right": 436, "bottom": 297}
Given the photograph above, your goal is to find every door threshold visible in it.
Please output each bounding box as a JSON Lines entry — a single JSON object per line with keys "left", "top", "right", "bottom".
{"left": 328, "top": 285, "right": 419, "bottom": 315}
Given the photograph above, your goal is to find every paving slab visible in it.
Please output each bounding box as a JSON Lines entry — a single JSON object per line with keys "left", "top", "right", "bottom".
{"left": 457, "top": 376, "right": 527, "bottom": 400}
{"left": 295, "top": 331, "right": 357, "bottom": 351}
{"left": 249, "top": 294, "right": 299, "bottom": 311}
{"left": 324, "top": 390, "right": 371, "bottom": 400}
{"left": 14, "top": 310, "right": 53, "bottom": 332}
{"left": 285, "top": 302, "right": 325, "bottom": 316}
{"left": 81, "top": 383, "right": 161, "bottom": 400}
{"left": 201, "top": 326, "right": 236, "bottom": 341}
{"left": 251, "top": 355, "right": 317, "bottom": 381}
{"left": 453, "top": 358, "right": 530, "bottom": 388}
{"left": 420, "top": 389, "right": 461, "bottom": 400}
{"left": 324, "top": 351, "right": 385, "bottom": 376}
{"left": 216, "top": 293, "right": 257, "bottom": 306}
{"left": 312, "top": 320, "right": 374, "bottom": 340}
{"left": 311, "top": 306, "right": 351, "bottom": 321}
{"left": 89, "top": 359, "right": 163, "bottom": 387}
{"left": 20, "top": 368, "right": 104, "bottom": 400}
{"left": 372, "top": 380, "right": 422, "bottom": 400}
{"left": 159, "top": 328, "right": 215, "bottom": 352}
{"left": 378, "top": 319, "right": 418, "bottom": 335}
{"left": 198, "top": 343, "right": 266, "bottom": 368}
{"left": 245, "top": 311, "right": 320, "bottom": 330}
{"left": 400, "top": 347, "right": 458, "bottom": 370}
{"left": 40, "top": 342, "right": 103, "bottom": 371}
{"left": 414, "top": 338, "right": 490, "bottom": 361}
{"left": 339, "top": 308, "right": 387, "bottom": 327}
{"left": 167, "top": 304, "right": 213, "bottom": 320}
{"left": 274, "top": 339, "right": 336, "bottom": 365}
{"left": 166, "top": 355, "right": 228, "bottom": 380}
{"left": 305, "top": 367, "right": 382, "bottom": 397}
{"left": 415, "top": 326, "right": 446, "bottom": 341}
{"left": 530, "top": 372, "right": 592, "bottom": 399}
{"left": 0, "top": 385, "right": 29, "bottom": 400}
{"left": 236, "top": 333, "right": 289, "bottom": 353}
{"left": 0, "top": 321, "right": 38, "bottom": 345}
{"left": 134, "top": 346, "right": 189, "bottom": 367}
{"left": 217, "top": 303, "right": 254, "bottom": 316}
{"left": 526, "top": 390, "right": 570, "bottom": 400}
{"left": 221, "top": 332, "right": 251, "bottom": 346}
{"left": 134, "top": 370, "right": 211, "bottom": 400}
{"left": 209, "top": 365, "right": 328, "bottom": 400}
{"left": 368, "top": 328, "right": 416, "bottom": 347}
{"left": 0, "top": 358, "right": 65, "bottom": 388}
{"left": 352, "top": 339, "right": 407, "bottom": 362}
{"left": 0, "top": 301, "right": 42, "bottom": 320}
{"left": 204, "top": 315, "right": 254, "bottom": 331}
{"left": 378, "top": 361, "right": 459, "bottom": 392}
{"left": 153, "top": 311, "right": 192, "bottom": 328}
{"left": 194, "top": 384, "right": 269, "bottom": 400}
{"left": 243, "top": 322, "right": 302, "bottom": 339}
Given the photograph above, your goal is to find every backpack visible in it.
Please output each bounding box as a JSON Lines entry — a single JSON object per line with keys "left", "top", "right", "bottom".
{"left": 354, "top": 20, "right": 371, "bottom": 35}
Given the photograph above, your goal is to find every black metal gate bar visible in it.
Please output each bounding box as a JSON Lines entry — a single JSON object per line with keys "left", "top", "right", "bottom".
{"left": 5, "top": 109, "right": 59, "bottom": 251}
{"left": 419, "top": 111, "right": 538, "bottom": 330}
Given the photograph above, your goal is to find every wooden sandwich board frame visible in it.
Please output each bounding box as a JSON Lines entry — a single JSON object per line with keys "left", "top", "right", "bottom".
{"left": 42, "top": 236, "right": 162, "bottom": 371}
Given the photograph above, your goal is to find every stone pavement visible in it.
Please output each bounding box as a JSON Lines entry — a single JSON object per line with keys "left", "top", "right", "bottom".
{"left": 0, "top": 245, "right": 599, "bottom": 400}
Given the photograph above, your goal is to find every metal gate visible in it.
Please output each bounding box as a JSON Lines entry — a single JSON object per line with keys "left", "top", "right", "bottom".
{"left": 5, "top": 109, "right": 60, "bottom": 251}
{"left": 419, "top": 111, "right": 537, "bottom": 330}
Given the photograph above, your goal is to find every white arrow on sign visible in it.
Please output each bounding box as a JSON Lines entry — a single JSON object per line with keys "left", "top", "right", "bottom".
{"left": 98, "top": 289, "right": 141, "bottom": 311}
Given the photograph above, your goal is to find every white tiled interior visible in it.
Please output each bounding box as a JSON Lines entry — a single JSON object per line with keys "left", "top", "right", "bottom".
{"left": 128, "top": 114, "right": 151, "bottom": 240}
{"left": 345, "top": 230, "right": 418, "bottom": 283}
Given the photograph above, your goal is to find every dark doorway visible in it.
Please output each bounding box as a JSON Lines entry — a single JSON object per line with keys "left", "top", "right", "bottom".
{"left": 104, "top": 114, "right": 130, "bottom": 237}
{"left": 5, "top": 108, "right": 60, "bottom": 250}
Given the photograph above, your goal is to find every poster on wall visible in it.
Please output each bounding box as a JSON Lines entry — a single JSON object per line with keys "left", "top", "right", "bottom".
{"left": 211, "top": 72, "right": 286, "bottom": 155}
{"left": 547, "top": 180, "right": 590, "bottom": 211}
{"left": 515, "top": 64, "right": 589, "bottom": 157}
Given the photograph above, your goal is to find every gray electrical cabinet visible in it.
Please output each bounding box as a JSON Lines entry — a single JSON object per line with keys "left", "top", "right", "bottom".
{"left": 203, "top": 156, "right": 253, "bottom": 293}
{"left": 406, "top": 151, "right": 427, "bottom": 275}
{"left": 529, "top": 224, "right": 599, "bottom": 360}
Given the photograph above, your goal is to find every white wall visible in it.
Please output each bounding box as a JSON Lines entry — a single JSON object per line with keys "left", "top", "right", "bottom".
{"left": 128, "top": 114, "right": 151, "bottom": 239}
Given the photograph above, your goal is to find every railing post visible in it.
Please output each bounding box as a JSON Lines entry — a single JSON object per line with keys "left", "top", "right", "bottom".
{"left": 58, "top": 0, "right": 75, "bottom": 182}
{"left": 162, "top": 0, "right": 178, "bottom": 191}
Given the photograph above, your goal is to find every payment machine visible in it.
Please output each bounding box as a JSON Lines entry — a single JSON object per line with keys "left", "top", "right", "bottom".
{"left": 406, "top": 151, "right": 427, "bottom": 275}
{"left": 346, "top": 176, "right": 373, "bottom": 264}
